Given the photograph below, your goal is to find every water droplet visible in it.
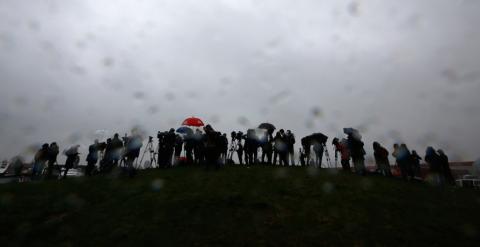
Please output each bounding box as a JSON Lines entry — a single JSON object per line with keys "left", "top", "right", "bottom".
{"left": 347, "top": 1, "right": 360, "bottom": 17}
{"left": 103, "top": 57, "right": 114, "bottom": 67}
{"left": 133, "top": 91, "right": 146, "bottom": 100}
{"left": 306, "top": 166, "right": 319, "bottom": 177}
{"left": 165, "top": 92, "right": 175, "bottom": 101}
{"left": 151, "top": 179, "right": 164, "bottom": 191}
{"left": 27, "top": 20, "right": 41, "bottom": 31}
{"left": 65, "top": 194, "right": 85, "bottom": 209}
{"left": 273, "top": 168, "right": 288, "bottom": 179}
{"left": 311, "top": 107, "right": 324, "bottom": 118}
{"left": 148, "top": 105, "right": 159, "bottom": 114}
{"left": 322, "top": 182, "right": 334, "bottom": 194}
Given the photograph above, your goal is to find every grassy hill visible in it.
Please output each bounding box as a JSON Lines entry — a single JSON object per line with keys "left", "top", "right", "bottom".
{"left": 1, "top": 166, "right": 479, "bottom": 246}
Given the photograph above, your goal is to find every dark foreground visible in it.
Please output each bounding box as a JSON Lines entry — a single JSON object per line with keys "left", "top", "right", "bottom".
{"left": 1, "top": 166, "right": 479, "bottom": 246}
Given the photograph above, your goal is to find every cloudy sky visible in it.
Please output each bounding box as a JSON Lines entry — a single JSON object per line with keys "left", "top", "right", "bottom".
{"left": 0, "top": 0, "right": 479, "bottom": 163}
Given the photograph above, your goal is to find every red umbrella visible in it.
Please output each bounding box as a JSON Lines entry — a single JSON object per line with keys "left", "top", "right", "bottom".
{"left": 182, "top": 117, "right": 205, "bottom": 127}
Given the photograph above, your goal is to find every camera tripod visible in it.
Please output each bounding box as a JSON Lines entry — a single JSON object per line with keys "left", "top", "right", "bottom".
{"left": 322, "top": 143, "right": 333, "bottom": 168}
{"left": 139, "top": 138, "right": 157, "bottom": 169}
{"left": 227, "top": 139, "right": 238, "bottom": 163}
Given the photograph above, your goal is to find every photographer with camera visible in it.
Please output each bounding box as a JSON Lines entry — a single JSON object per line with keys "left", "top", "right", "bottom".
{"left": 46, "top": 142, "right": 59, "bottom": 179}
{"left": 63, "top": 145, "right": 80, "bottom": 179}
{"left": 174, "top": 134, "right": 183, "bottom": 164}
{"left": 193, "top": 129, "right": 205, "bottom": 164}
{"left": 245, "top": 129, "right": 259, "bottom": 165}
{"left": 286, "top": 130, "right": 296, "bottom": 166}
{"left": 184, "top": 132, "right": 195, "bottom": 164}
{"left": 273, "top": 131, "right": 288, "bottom": 166}
{"left": 85, "top": 140, "right": 101, "bottom": 176}
{"left": 111, "top": 133, "right": 124, "bottom": 167}
{"left": 301, "top": 137, "right": 312, "bottom": 166}
{"left": 313, "top": 141, "right": 324, "bottom": 168}
{"left": 123, "top": 133, "right": 143, "bottom": 177}
{"left": 261, "top": 133, "right": 273, "bottom": 165}
{"left": 165, "top": 128, "right": 177, "bottom": 167}
{"left": 333, "top": 138, "right": 351, "bottom": 172}
{"left": 157, "top": 131, "right": 168, "bottom": 168}
{"left": 346, "top": 130, "right": 366, "bottom": 175}
{"left": 203, "top": 125, "right": 222, "bottom": 169}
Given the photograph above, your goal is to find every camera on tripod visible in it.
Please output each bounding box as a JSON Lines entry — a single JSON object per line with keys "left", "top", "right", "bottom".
{"left": 157, "top": 131, "right": 167, "bottom": 139}
{"left": 235, "top": 131, "right": 245, "bottom": 141}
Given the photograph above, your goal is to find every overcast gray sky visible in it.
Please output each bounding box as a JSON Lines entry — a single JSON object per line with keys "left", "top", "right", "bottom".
{"left": 0, "top": 0, "right": 479, "bottom": 163}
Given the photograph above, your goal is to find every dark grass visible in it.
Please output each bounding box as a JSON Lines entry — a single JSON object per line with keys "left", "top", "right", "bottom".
{"left": 1, "top": 166, "right": 480, "bottom": 246}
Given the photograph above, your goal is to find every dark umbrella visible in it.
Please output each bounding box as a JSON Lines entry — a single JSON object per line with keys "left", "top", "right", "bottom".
{"left": 343, "top": 128, "right": 362, "bottom": 140}
{"left": 176, "top": 126, "right": 193, "bottom": 135}
{"left": 258, "top": 123, "right": 276, "bottom": 135}
{"left": 309, "top": 133, "right": 329, "bottom": 144}
{"left": 301, "top": 136, "right": 311, "bottom": 146}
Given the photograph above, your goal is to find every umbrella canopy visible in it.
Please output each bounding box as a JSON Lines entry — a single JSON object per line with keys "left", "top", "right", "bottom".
{"left": 301, "top": 136, "right": 311, "bottom": 146}
{"left": 258, "top": 123, "right": 276, "bottom": 134}
{"left": 182, "top": 117, "right": 205, "bottom": 127}
{"left": 343, "top": 127, "right": 362, "bottom": 140}
{"left": 309, "top": 133, "right": 329, "bottom": 144}
{"left": 176, "top": 126, "right": 193, "bottom": 135}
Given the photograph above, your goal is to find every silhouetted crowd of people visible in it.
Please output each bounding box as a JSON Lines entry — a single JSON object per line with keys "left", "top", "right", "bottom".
{"left": 5, "top": 123, "right": 456, "bottom": 186}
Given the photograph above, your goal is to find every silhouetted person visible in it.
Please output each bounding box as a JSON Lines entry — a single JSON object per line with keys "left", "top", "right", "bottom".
{"left": 261, "top": 134, "right": 273, "bottom": 165}
{"left": 33, "top": 144, "right": 49, "bottom": 178}
{"left": 193, "top": 129, "right": 205, "bottom": 164}
{"left": 124, "top": 134, "right": 143, "bottom": 177}
{"left": 286, "top": 130, "right": 295, "bottom": 166}
{"left": 301, "top": 137, "right": 311, "bottom": 166}
{"left": 63, "top": 145, "right": 80, "bottom": 179}
{"left": 397, "top": 144, "right": 413, "bottom": 180}
{"left": 46, "top": 142, "right": 59, "bottom": 179}
{"left": 347, "top": 133, "right": 366, "bottom": 175}
{"left": 174, "top": 134, "right": 183, "bottom": 164}
{"left": 203, "top": 125, "right": 221, "bottom": 169}
{"left": 373, "top": 142, "right": 392, "bottom": 176}
{"left": 333, "top": 138, "right": 350, "bottom": 171}
{"left": 245, "top": 129, "right": 258, "bottom": 165}
{"left": 411, "top": 150, "right": 422, "bottom": 178}
{"left": 101, "top": 138, "right": 114, "bottom": 172}
{"left": 425, "top": 147, "right": 442, "bottom": 186}
{"left": 111, "top": 133, "right": 124, "bottom": 167}
{"left": 86, "top": 140, "right": 99, "bottom": 176}
{"left": 184, "top": 132, "right": 195, "bottom": 164}
{"left": 164, "top": 128, "right": 176, "bottom": 167}
{"left": 438, "top": 149, "right": 455, "bottom": 185}
{"left": 313, "top": 141, "right": 324, "bottom": 168}
{"left": 157, "top": 131, "right": 168, "bottom": 168}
